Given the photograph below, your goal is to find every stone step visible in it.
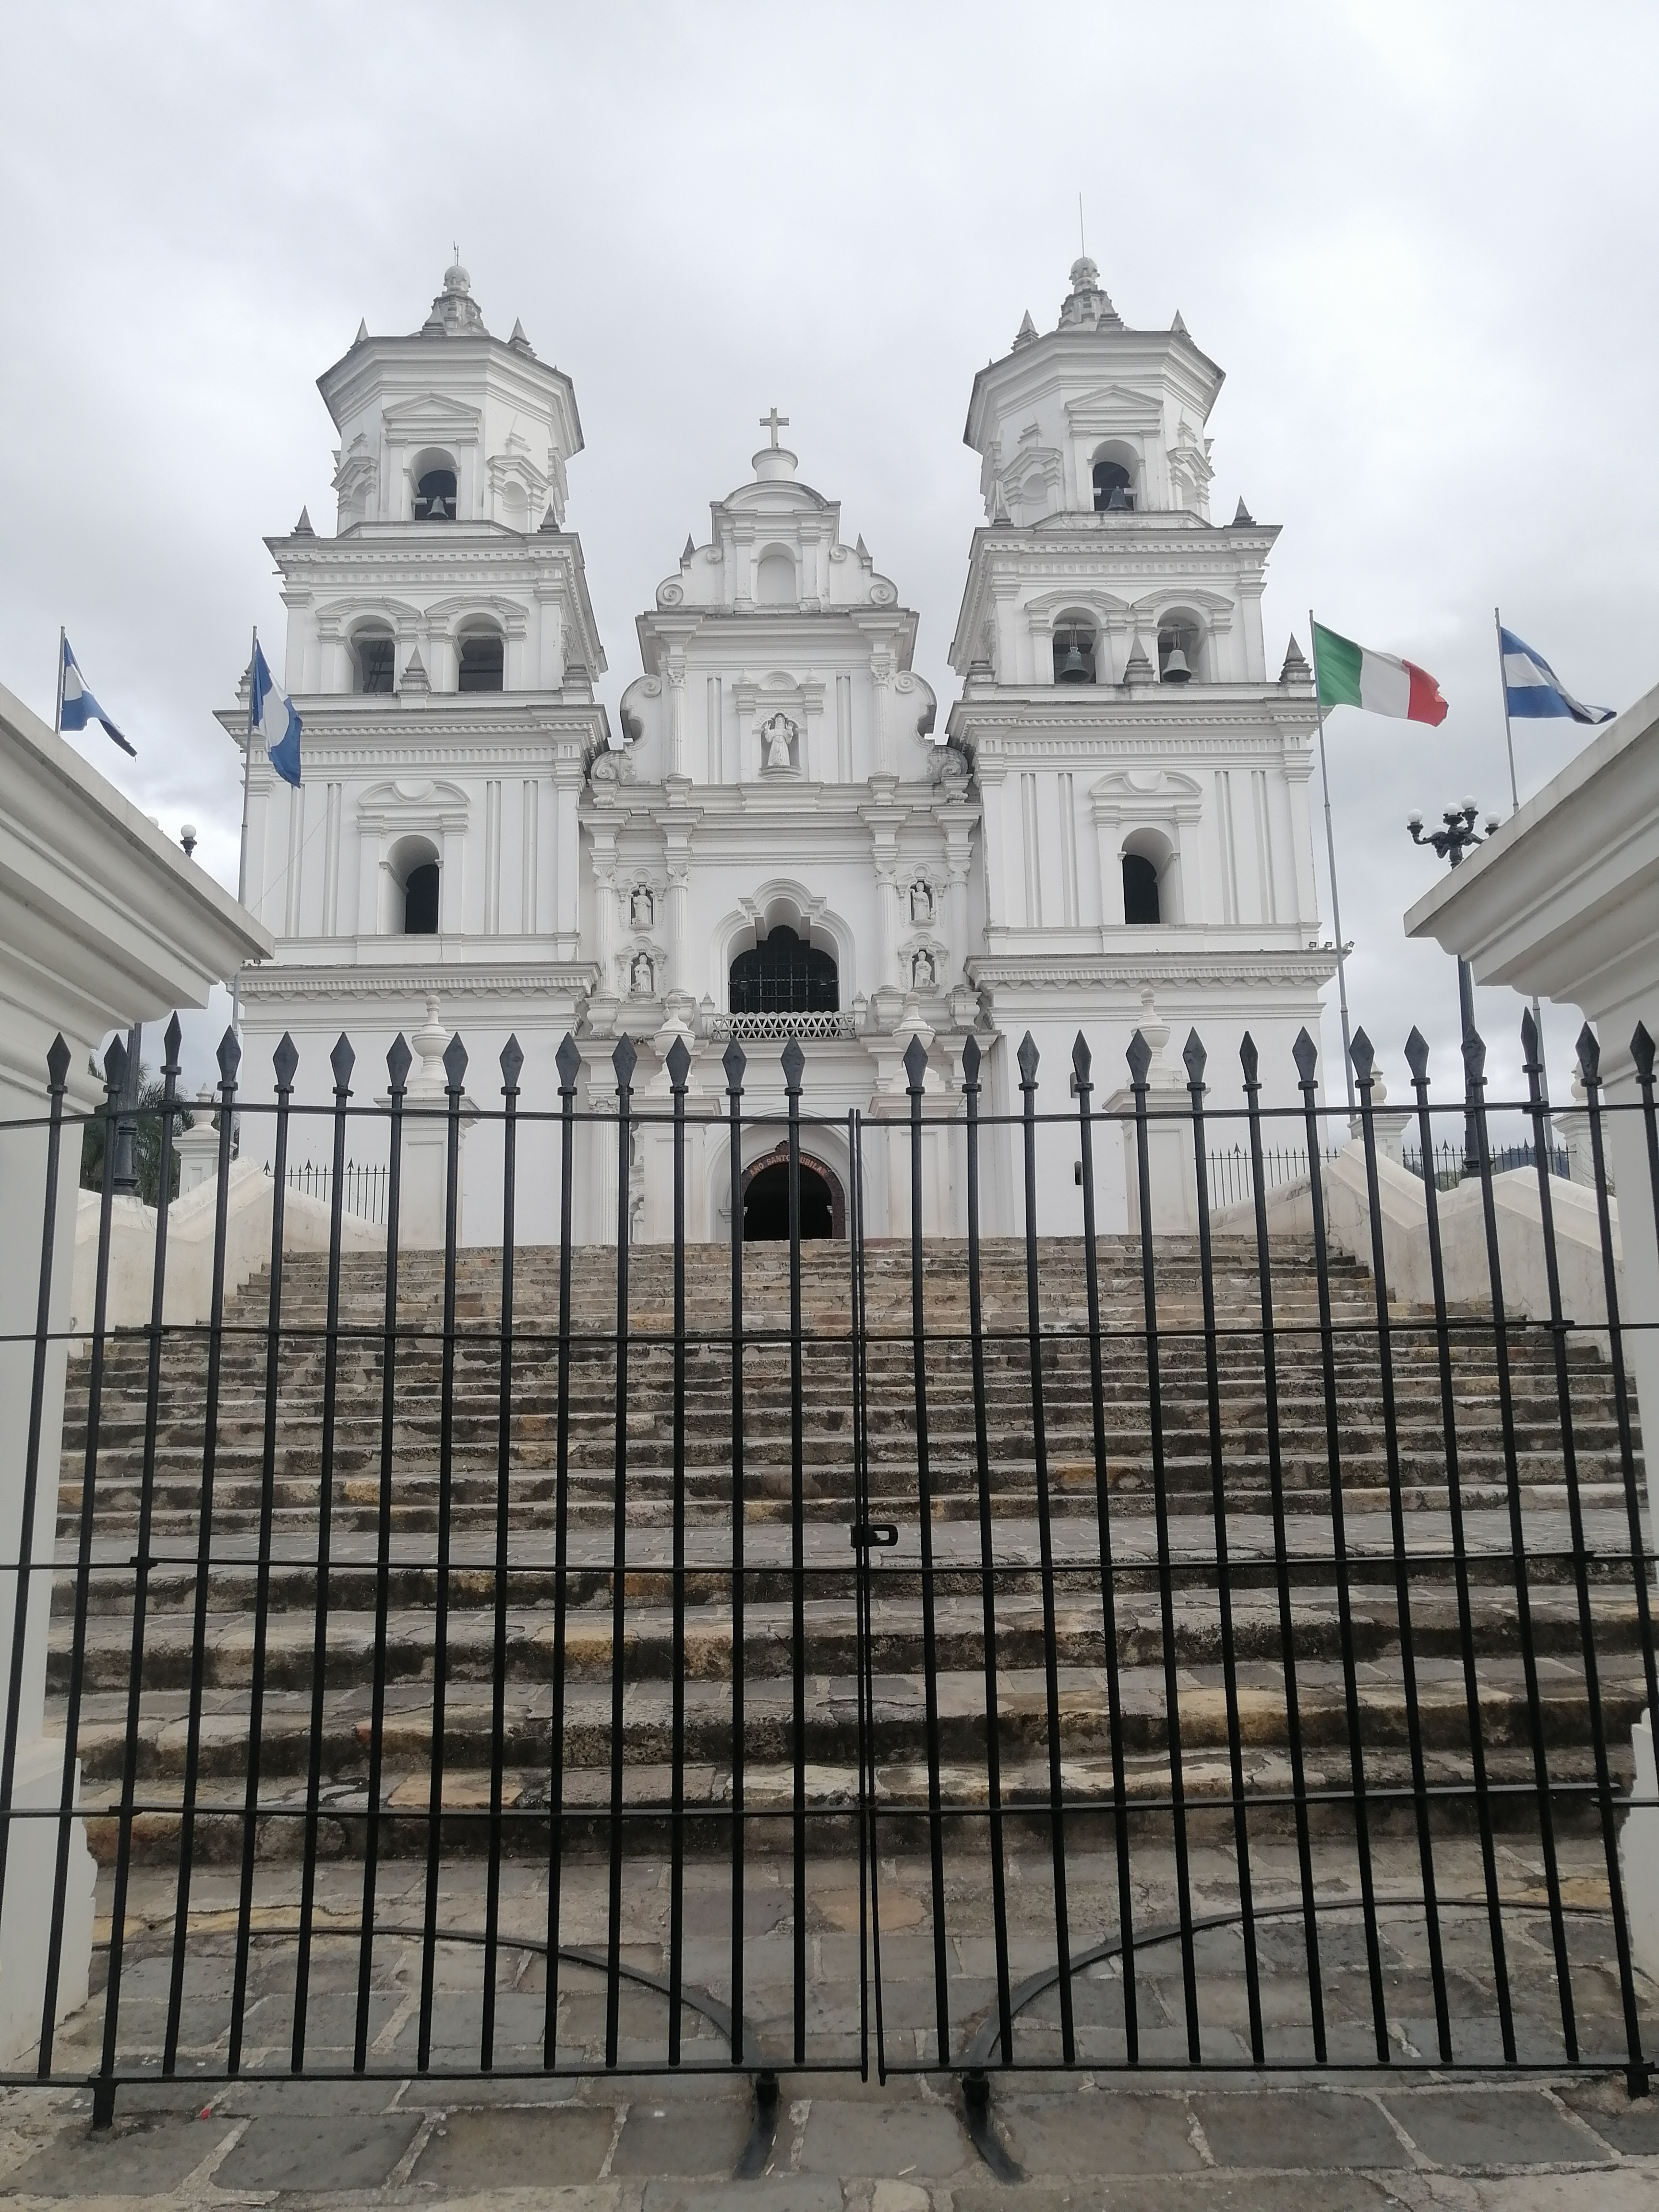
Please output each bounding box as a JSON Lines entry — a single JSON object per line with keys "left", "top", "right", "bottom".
{"left": 55, "top": 1645, "right": 1647, "bottom": 1791}
{"left": 46, "top": 1580, "right": 1650, "bottom": 1695}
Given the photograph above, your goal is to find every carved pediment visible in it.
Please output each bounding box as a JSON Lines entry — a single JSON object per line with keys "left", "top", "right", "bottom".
{"left": 1064, "top": 384, "right": 1165, "bottom": 433}
{"left": 382, "top": 390, "right": 483, "bottom": 440}
{"left": 1090, "top": 767, "right": 1204, "bottom": 824}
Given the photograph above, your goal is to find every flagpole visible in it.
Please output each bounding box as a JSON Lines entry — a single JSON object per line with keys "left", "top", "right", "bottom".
{"left": 1495, "top": 605, "right": 1552, "bottom": 1147}
{"left": 1308, "top": 611, "right": 1357, "bottom": 1119}
{"left": 230, "top": 624, "right": 257, "bottom": 1040}
{"left": 54, "top": 627, "right": 65, "bottom": 735}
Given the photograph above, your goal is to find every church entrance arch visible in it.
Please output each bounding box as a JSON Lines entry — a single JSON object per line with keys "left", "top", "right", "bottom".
{"left": 740, "top": 1143, "right": 845, "bottom": 1240}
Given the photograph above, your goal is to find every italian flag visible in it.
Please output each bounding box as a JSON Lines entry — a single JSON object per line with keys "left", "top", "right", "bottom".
{"left": 1313, "top": 621, "right": 1447, "bottom": 726}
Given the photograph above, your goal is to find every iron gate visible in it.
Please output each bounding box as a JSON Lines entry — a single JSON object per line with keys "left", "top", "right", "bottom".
{"left": 2, "top": 1010, "right": 1657, "bottom": 2146}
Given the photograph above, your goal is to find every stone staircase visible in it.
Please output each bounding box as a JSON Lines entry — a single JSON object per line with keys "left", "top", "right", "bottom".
{"left": 47, "top": 1235, "right": 1650, "bottom": 1863}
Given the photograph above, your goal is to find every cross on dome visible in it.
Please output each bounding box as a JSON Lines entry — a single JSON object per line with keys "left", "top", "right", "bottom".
{"left": 760, "top": 407, "right": 790, "bottom": 449}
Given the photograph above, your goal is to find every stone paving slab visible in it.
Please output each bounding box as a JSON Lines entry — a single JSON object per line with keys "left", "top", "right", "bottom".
{"left": 2, "top": 2075, "right": 1658, "bottom": 2208}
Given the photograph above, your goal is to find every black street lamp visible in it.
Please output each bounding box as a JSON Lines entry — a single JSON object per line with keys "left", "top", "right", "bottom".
{"left": 1408, "top": 798, "right": 1498, "bottom": 1177}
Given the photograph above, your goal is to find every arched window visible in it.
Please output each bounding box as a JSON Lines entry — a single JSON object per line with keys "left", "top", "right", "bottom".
{"left": 1053, "top": 618, "right": 1096, "bottom": 684}
{"left": 354, "top": 627, "right": 395, "bottom": 694}
{"left": 404, "top": 862, "right": 440, "bottom": 934}
{"left": 1122, "top": 854, "right": 1160, "bottom": 925}
{"left": 415, "top": 467, "right": 456, "bottom": 521}
{"left": 729, "top": 924, "right": 839, "bottom": 1014}
{"left": 1093, "top": 459, "right": 1134, "bottom": 511}
{"left": 756, "top": 548, "right": 796, "bottom": 606}
{"left": 1158, "top": 611, "right": 1202, "bottom": 683}
{"left": 457, "top": 629, "right": 504, "bottom": 692}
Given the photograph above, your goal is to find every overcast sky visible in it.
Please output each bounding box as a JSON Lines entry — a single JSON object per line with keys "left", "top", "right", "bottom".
{"left": 5, "top": 1, "right": 1654, "bottom": 1117}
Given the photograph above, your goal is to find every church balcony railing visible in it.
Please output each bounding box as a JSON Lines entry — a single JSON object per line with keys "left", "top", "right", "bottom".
{"left": 709, "top": 1010, "right": 857, "bottom": 1042}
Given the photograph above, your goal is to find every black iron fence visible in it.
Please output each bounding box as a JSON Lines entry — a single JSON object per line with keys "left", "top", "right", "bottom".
{"left": 1403, "top": 1138, "right": 1572, "bottom": 1190}
{"left": 271, "top": 1155, "right": 389, "bottom": 1226}
{"left": 3, "top": 1010, "right": 1658, "bottom": 2155}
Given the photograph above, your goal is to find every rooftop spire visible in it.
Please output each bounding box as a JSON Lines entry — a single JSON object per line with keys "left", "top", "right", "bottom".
{"left": 1057, "top": 253, "right": 1123, "bottom": 334}
{"left": 418, "top": 254, "right": 488, "bottom": 338}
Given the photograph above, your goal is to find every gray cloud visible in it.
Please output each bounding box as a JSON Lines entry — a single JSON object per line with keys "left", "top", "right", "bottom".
{"left": 5, "top": 0, "right": 1652, "bottom": 1118}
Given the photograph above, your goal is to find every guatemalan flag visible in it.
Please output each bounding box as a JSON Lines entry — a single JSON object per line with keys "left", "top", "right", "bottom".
{"left": 1500, "top": 627, "right": 1613, "bottom": 725}
{"left": 59, "top": 637, "right": 135, "bottom": 755}
{"left": 250, "top": 639, "right": 302, "bottom": 787}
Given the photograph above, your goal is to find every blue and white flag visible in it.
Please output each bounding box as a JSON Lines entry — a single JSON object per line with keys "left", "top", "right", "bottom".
{"left": 250, "top": 639, "right": 302, "bottom": 787}
{"left": 59, "top": 637, "right": 135, "bottom": 756}
{"left": 1500, "top": 626, "right": 1613, "bottom": 725}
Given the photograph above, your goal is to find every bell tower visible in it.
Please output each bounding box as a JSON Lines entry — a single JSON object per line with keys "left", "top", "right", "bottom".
{"left": 947, "top": 257, "right": 1337, "bottom": 1222}
{"left": 223, "top": 262, "right": 610, "bottom": 1240}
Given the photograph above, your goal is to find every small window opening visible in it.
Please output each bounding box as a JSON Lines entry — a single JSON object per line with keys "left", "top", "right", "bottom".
{"left": 356, "top": 632, "right": 395, "bottom": 694}
{"left": 1122, "top": 854, "right": 1161, "bottom": 925}
{"left": 744, "top": 1160, "right": 834, "bottom": 1241}
{"left": 458, "top": 632, "right": 504, "bottom": 692}
{"left": 416, "top": 468, "right": 457, "bottom": 521}
{"left": 1053, "top": 623, "right": 1096, "bottom": 684}
{"left": 729, "top": 924, "right": 839, "bottom": 1015}
{"left": 1093, "top": 460, "right": 1134, "bottom": 512}
{"left": 404, "top": 862, "right": 440, "bottom": 935}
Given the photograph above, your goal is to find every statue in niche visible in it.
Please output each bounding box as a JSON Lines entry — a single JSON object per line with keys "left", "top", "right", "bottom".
{"left": 630, "top": 885, "right": 654, "bottom": 929}
{"left": 630, "top": 951, "right": 655, "bottom": 997}
{"left": 909, "top": 880, "right": 934, "bottom": 925}
{"left": 911, "top": 947, "right": 937, "bottom": 991}
{"left": 761, "top": 712, "right": 796, "bottom": 770}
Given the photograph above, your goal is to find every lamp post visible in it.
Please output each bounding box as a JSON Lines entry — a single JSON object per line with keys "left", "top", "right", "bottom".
{"left": 110, "top": 1021, "right": 143, "bottom": 1197}
{"left": 1408, "top": 798, "right": 1498, "bottom": 1178}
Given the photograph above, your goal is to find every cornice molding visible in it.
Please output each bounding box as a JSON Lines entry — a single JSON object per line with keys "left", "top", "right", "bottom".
{"left": 967, "top": 947, "right": 1338, "bottom": 991}
{"left": 240, "top": 961, "right": 600, "bottom": 1001}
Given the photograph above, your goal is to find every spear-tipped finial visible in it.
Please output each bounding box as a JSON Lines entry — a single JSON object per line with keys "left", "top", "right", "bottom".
{"left": 1072, "top": 1031, "right": 1093, "bottom": 1087}
{"left": 903, "top": 1034, "right": 928, "bottom": 1093}
{"left": 46, "top": 1033, "right": 71, "bottom": 1091}
{"left": 217, "top": 1027, "right": 242, "bottom": 1086}
{"left": 163, "top": 1013, "right": 183, "bottom": 1075}
{"left": 1576, "top": 1023, "right": 1601, "bottom": 1085}
{"left": 500, "top": 1034, "right": 524, "bottom": 1092}
{"left": 1520, "top": 1007, "right": 1539, "bottom": 1070}
{"left": 1632, "top": 1021, "right": 1655, "bottom": 1083}
{"left": 1462, "top": 1026, "right": 1487, "bottom": 1086}
{"left": 386, "top": 1034, "right": 411, "bottom": 1092}
{"left": 275, "top": 1033, "right": 300, "bottom": 1090}
{"left": 330, "top": 1033, "right": 356, "bottom": 1091}
{"left": 1350, "top": 1028, "right": 1376, "bottom": 1084}
{"left": 103, "top": 1034, "right": 128, "bottom": 1095}
{"left": 556, "top": 1033, "right": 581, "bottom": 1093}
{"left": 961, "top": 1034, "right": 981, "bottom": 1087}
{"left": 1292, "top": 1027, "right": 1318, "bottom": 1085}
{"left": 1404, "top": 1027, "right": 1430, "bottom": 1084}
{"left": 1126, "top": 1030, "right": 1151, "bottom": 1088}
{"left": 722, "top": 1038, "right": 746, "bottom": 1093}
{"left": 1239, "top": 1032, "right": 1260, "bottom": 1086}
{"left": 666, "top": 1035, "right": 691, "bottom": 1089}
{"left": 613, "top": 1034, "right": 637, "bottom": 1090}
{"left": 781, "top": 1038, "right": 805, "bottom": 1093}
{"left": 1184, "top": 1027, "right": 1207, "bottom": 1085}
{"left": 443, "top": 1034, "right": 468, "bottom": 1091}
{"left": 1017, "top": 1031, "right": 1040, "bottom": 1088}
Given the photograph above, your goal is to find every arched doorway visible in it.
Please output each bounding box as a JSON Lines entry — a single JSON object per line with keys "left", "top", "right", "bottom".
{"left": 740, "top": 1146, "right": 845, "bottom": 1240}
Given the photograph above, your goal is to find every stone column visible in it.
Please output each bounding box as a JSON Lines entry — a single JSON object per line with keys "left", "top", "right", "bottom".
{"left": 174, "top": 1091, "right": 221, "bottom": 1194}
{"left": 1105, "top": 996, "right": 1200, "bottom": 1233}
{"left": 397, "top": 997, "right": 474, "bottom": 1250}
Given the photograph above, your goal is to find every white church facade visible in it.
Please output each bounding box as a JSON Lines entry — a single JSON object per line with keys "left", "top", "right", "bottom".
{"left": 228, "top": 257, "right": 1335, "bottom": 1242}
